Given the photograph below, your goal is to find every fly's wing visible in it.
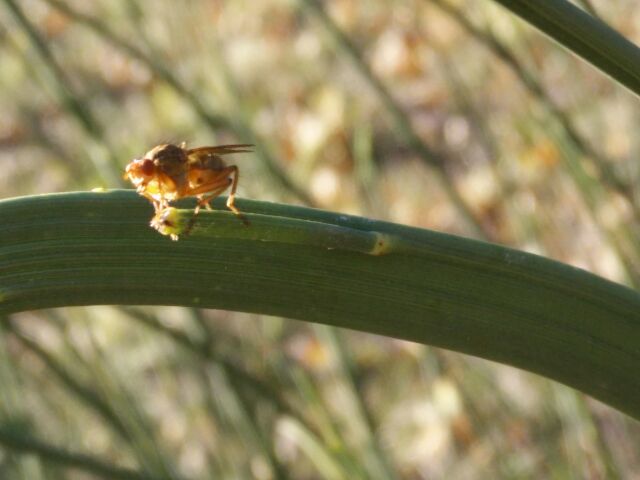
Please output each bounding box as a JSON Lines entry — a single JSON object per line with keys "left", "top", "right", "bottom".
{"left": 186, "top": 144, "right": 253, "bottom": 169}
{"left": 187, "top": 144, "right": 253, "bottom": 156}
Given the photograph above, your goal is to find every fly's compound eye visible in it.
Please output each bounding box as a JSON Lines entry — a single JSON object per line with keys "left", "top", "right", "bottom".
{"left": 141, "top": 158, "right": 154, "bottom": 176}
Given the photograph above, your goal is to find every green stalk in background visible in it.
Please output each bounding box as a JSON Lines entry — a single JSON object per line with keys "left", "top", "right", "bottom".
{"left": 299, "top": 0, "right": 488, "bottom": 239}
{"left": 428, "top": 0, "right": 634, "bottom": 208}
{"left": 0, "top": 423, "right": 158, "bottom": 480}
{"left": 489, "top": 0, "right": 640, "bottom": 98}
{"left": 2, "top": 0, "right": 120, "bottom": 185}
{"left": 1, "top": 191, "right": 639, "bottom": 421}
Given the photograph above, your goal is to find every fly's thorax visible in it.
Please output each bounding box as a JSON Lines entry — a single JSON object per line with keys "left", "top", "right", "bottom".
{"left": 147, "top": 143, "right": 186, "bottom": 165}
{"left": 146, "top": 143, "right": 186, "bottom": 162}
{"left": 146, "top": 143, "right": 188, "bottom": 179}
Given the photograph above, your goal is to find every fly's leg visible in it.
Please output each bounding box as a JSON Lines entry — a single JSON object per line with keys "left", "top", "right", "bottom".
{"left": 205, "top": 165, "right": 249, "bottom": 226}
{"left": 136, "top": 183, "right": 162, "bottom": 213}
{"left": 188, "top": 166, "right": 240, "bottom": 215}
{"left": 187, "top": 166, "right": 248, "bottom": 226}
{"left": 183, "top": 182, "right": 235, "bottom": 236}
{"left": 193, "top": 182, "right": 229, "bottom": 215}
{"left": 225, "top": 166, "right": 240, "bottom": 215}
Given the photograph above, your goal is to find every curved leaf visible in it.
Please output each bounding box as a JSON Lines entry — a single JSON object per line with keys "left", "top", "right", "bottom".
{"left": 1, "top": 191, "right": 639, "bottom": 420}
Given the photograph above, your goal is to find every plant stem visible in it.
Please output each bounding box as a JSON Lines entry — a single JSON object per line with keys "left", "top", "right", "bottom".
{"left": 0, "top": 424, "right": 159, "bottom": 480}
{"left": 489, "top": 0, "right": 640, "bottom": 98}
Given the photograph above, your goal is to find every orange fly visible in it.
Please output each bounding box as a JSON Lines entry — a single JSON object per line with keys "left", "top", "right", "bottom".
{"left": 124, "top": 142, "right": 253, "bottom": 216}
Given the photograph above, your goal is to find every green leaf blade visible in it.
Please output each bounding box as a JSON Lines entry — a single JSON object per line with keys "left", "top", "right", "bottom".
{"left": 1, "top": 190, "right": 639, "bottom": 420}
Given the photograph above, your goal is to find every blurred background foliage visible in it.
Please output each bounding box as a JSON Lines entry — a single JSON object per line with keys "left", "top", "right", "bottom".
{"left": 1, "top": 0, "right": 640, "bottom": 478}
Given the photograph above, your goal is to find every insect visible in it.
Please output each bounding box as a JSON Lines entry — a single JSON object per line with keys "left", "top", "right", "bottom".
{"left": 124, "top": 142, "right": 253, "bottom": 216}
